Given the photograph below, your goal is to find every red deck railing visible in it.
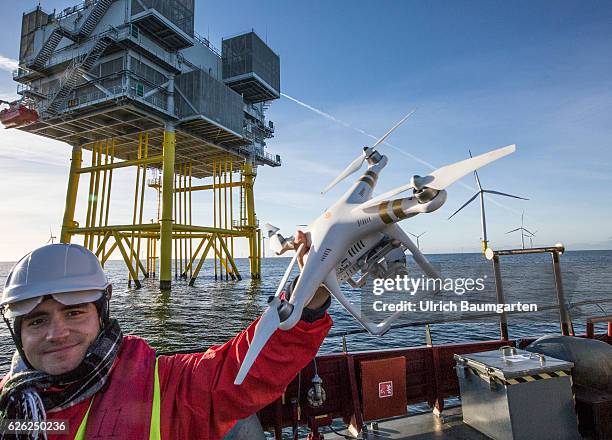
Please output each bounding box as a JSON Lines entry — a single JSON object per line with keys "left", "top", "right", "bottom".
{"left": 258, "top": 329, "right": 611, "bottom": 439}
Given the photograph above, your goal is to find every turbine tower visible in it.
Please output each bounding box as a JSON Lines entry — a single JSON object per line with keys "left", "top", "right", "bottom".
{"left": 448, "top": 150, "right": 528, "bottom": 252}
{"left": 506, "top": 212, "right": 535, "bottom": 249}
{"left": 262, "top": 236, "right": 267, "bottom": 259}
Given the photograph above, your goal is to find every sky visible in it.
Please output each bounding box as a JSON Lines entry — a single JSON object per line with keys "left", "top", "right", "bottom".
{"left": 0, "top": 0, "right": 611, "bottom": 261}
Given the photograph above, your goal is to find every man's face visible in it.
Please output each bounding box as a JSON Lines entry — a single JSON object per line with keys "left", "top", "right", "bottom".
{"left": 20, "top": 298, "right": 100, "bottom": 375}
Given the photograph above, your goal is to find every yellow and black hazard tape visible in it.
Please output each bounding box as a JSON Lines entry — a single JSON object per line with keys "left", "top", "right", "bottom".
{"left": 505, "top": 370, "right": 572, "bottom": 385}
{"left": 465, "top": 366, "right": 573, "bottom": 386}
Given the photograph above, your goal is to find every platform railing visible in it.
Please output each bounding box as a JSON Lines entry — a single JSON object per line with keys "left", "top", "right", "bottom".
{"left": 586, "top": 315, "right": 612, "bottom": 339}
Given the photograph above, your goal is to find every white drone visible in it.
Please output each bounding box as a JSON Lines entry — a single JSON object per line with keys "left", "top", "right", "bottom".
{"left": 234, "top": 112, "right": 516, "bottom": 384}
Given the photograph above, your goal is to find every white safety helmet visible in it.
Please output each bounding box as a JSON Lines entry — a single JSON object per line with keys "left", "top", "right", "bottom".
{"left": 1, "top": 243, "right": 110, "bottom": 319}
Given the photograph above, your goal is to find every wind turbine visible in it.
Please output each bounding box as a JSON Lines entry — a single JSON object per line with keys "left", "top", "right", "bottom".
{"left": 261, "top": 236, "right": 266, "bottom": 259}
{"left": 506, "top": 212, "right": 535, "bottom": 249}
{"left": 448, "top": 150, "right": 528, "bottom": 252}
{"left": 529, "top": 230, "right": 537, "bottom": 248}
{"left": 47, "top": 228, "right": 56, "bottom": 244}
{"left": 408, "top": 231, "right": 426, "bottom": 250}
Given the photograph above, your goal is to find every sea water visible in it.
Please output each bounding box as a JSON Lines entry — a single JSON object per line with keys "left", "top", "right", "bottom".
{"left": 0, "top": 250, "right": 610, "bottom": 375}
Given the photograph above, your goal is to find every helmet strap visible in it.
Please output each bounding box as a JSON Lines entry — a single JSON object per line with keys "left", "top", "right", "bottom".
{"left": 94, "top": 286, "right": 112, "bottom": 330}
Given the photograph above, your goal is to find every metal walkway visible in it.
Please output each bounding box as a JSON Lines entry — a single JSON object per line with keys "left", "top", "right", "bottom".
{"left": 322, "top": 406, "right": 489, "bottom": 440}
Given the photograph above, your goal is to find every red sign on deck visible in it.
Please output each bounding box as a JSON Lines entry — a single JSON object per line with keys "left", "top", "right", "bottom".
{"left": 361, "top": 357, "right": 406, "bottom": 420}
{"left": 379, "top": 381, "right": 393, "bottom": 398}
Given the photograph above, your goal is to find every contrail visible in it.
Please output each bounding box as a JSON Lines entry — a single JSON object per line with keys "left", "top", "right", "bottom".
{"left": 281, "top": 93, "right": 520, "bottom": 209}
{"left": 282, "top": 93, "right": 435, "bottom": 170}
{"left": 281, "top": 92, "right": 524, "bottom": 216}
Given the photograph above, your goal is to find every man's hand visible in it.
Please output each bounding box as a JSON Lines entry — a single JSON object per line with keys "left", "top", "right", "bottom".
{"left": 292, "top": 230, "right": 331, "bottom": 310}
{"left": 294, "top": 230, "right": 310, "bottom": 271}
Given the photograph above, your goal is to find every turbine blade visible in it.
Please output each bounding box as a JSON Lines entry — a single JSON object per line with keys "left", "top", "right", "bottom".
{"left": 447, "top": 192, "right": 480, "bottom": 220}
{"left": 483, "top": 190, "right": 528, "bottom": 200}
{"left": 469, "top": 148, "right": 485, "bottom": 190}
{"left": 474, "top": 170, "right": 483, "bottom": 190}
{"left": 506, "top": 228, "right": 521, "bottom": 234}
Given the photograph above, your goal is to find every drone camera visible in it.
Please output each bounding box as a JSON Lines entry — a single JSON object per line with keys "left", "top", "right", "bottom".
{"left": 341, "top": 236, "right": 409, "bottom": 287}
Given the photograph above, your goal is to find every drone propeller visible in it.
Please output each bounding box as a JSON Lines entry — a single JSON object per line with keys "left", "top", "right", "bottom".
{"left": 234, "top": 297, "right": 282, "bottom": 385}
{"left": 263, "top": 223, "right": 284, "bottom": 254}
{"left": 263, "top": 223, "right": 279, "bottom": 236}
{"left": 263, "top": 223, "right": 296, "bottom": 255}
{"left": 362, "top": 144, "right": 516, "bottom": 209}
{"left": 234, "top": 244, "right": 305, "bottom": 385}
{"left": 447, "top": 149, "right": 528, "bottom": 220}
{"left": 321, "top": 110, "right": 415, "bottom": 194}
{"left": 321, "top": 154, "right": 366, "bottom": 195}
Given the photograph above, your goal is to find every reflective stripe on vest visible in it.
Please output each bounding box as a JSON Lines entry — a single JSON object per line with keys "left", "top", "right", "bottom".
{"left": 74, "top": 358, "right": 161, "bottom": 440}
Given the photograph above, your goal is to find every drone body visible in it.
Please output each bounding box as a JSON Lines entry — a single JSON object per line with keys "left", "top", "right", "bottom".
{"left": 235, "top": 112, "right": 516, "bottom": 384}
{"left": 276, "top": 150, "right": 449, "bottom": 331}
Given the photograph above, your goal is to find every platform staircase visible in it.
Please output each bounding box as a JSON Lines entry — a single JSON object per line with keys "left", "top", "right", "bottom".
{"left": 28, "top": 0, "right": 114, "bottom": 71}
{"left": 44, "top": 32, "right": 114, "bottom": 115}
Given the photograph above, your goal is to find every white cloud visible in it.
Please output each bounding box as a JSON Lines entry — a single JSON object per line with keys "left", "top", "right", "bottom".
{"left": 0, "top": 55, "right": 18, "bottom": 73}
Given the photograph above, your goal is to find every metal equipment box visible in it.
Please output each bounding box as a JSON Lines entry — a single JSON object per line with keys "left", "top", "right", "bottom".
{"left": 454, "top": 347, "right": 580, "bottom": 440}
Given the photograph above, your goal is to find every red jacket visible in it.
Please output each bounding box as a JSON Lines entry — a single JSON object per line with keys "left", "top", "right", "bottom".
{"left": 5, "top": 313, "right": 332, "bottom": 439}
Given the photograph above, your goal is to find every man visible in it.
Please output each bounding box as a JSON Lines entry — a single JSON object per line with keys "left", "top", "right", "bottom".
{"left": 0, "top": 237, "right": 332, "bottom": 439}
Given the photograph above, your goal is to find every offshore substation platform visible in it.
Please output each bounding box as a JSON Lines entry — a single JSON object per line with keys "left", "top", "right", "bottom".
{"left": 3, "top": 0, "right": 282, "bottom": 289}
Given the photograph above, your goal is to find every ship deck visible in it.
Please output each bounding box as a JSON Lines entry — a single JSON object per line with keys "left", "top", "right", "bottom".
{"left": 319, "top": 405, "right": 488, "bottom": 440}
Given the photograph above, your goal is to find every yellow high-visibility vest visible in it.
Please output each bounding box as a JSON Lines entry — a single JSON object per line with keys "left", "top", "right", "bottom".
{"left": 74, "top": 358, "right": 161, "bottom": 440}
